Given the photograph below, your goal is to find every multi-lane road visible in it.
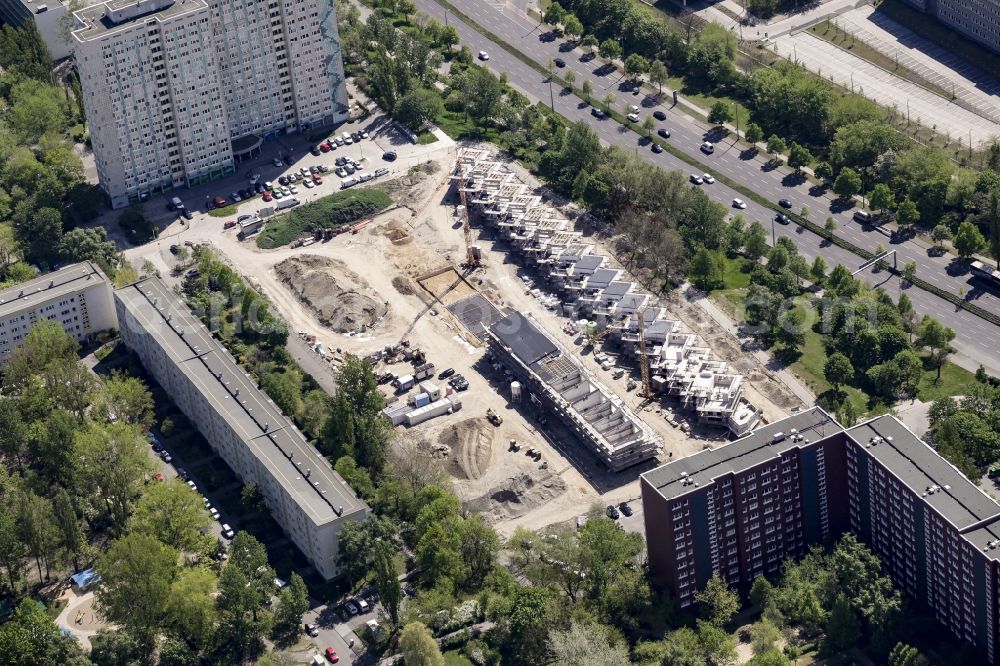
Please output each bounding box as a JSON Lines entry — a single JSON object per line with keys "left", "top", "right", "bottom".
{"left": 416, "top": 0, "right": 1000, "bottom": 373}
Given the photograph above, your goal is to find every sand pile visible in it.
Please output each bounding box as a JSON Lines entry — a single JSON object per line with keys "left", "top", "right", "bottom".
{"left": 466, "top": 471, "right": 567, "bottom": 523}
{"left": 275, "top": 255, "right": 388, "bottom": 333}
{"left": 438, "top": 417, "right": 495, "bottom": 481}
{"left": 392, "top": 276, "right": 416, "bottom": 295}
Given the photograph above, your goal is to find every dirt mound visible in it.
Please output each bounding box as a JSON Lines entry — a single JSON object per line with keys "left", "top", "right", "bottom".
{"left": 438, "top": 417, "right": 495, "bottom": 481}
{"left": 275, "top": 255, "right": 388, "bottom": 333}
{"left": 466, "top": 471, "right": 567, "bottom": 523}
{"left": 392, "top": 276, "right": 416, "bottom": 295}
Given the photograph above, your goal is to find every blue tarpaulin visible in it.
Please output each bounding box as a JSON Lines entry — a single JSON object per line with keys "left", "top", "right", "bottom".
{"left": 70, "top": 568, "right": 100, "bottom": 590}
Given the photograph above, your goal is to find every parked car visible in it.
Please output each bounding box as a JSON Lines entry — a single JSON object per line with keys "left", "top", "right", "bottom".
{"left": 350, "top": 132, "right": 361, "bottom": 143}
{"left": 439, "top": 368, "right": 456, "bottom": 379}
{"left": 606, "top": 505, "right": 620, "bottom": 520}
{"left": 381, "top": 151, "right": 397, "bottom": 162}
{"left": 209, "top": 507, "right": 220, "bottom": 520}
{"left": 177, "top": 468, "right": 190, "bottom": 481}
{"left": 344, "top": 600, "right": 360, "bottom": 616}
{"left": 653, "top": 110, "right": 666, "bottom": 121}
{"left": 224, "top": 220, "right": 237, "bottom": 229}
{"left": 374, "top": 167, "right": 389, "bottom": 177}
{"left": 272, "top": 158, "right": 283, "bottom": 167}
{"left": 554, "top": 57, "right": 565, "bottom": 67}
{"left": 304, "top": 623, "right": 319, "bottom": 637}
{"left": 325, "top": 647, "right": 339, "bottom": 663}
{"left": 221, "top": 524, "right": 235, "bottom": 539}
{"left": 626, "top": 113, "right": 639, "bottom": 123}
{"left": 186, "top": 480, "right": 197, "bottom": 492}
{"left": 311, "top": 145, "right": 322, "bottom": 156}
{"left": 262, "top": 192, "right": 272, "bottom": 202}
{"left": 213, "top": 196, "right": 227, "bottom": 208}
{"left": 360, "top": 130, "right": 369, "bottom": 139}
{"left": 160, "top": 451, "right": 172, "bottom": 463}
{"left": 619, "top": 502, "right": 634, "bottom": 517}
{"left": 181, "top": 209, "right": 193, "bottom": 220}
{"left": 303, "top": 180, "right": 314, "bottom": 189}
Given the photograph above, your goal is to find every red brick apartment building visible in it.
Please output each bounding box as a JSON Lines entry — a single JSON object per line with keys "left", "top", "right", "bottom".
{"left": 641, "top": 407, "right": 1000, "bottom": 664}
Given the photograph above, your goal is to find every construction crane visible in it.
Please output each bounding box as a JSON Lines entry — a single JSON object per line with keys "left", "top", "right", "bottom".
{"left": 636, "top": 305, "right": 653, "bottom": 401}
{"left": 453, "top": 159, "right": 480, "bottom": 270}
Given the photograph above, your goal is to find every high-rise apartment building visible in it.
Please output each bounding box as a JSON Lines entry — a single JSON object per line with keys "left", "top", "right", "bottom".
{"left": 0, "top": 0, "right": 77, "bottom": 60}
{"left": 0, "top": 261, "right": 117, "bottom": 362}
{"left": 71, "top": 0, "right": 350, "bottom": 209}
{"left": 901, "top": 0, "right": 1000, "bottom": 54}
{"left": 115, "top": 277, "right": 368, "bottom": 580}
{"left": 641, "top": 408, "right": 1000, "bottom": 664}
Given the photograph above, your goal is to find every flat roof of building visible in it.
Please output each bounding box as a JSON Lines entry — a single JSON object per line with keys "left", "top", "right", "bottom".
{"left": 72, "top": 0, "right": 207, "bottom": 42}
{"left": 115, "top": 278, "right": 365, "bottom": 526}
{"left": 0, "top": 262, "right": 107, "bottom": 320}
{"left": 490, "top": 311, "right": 560, "bottom": 367}
{"left": 642, "top": 407, "right": 842, "bottom": 501}
{"left": 847, "top": 416, "right": 1000, "bottom": 548}
{"left": 574, "top": 255, "right": 604, "bottom": 272}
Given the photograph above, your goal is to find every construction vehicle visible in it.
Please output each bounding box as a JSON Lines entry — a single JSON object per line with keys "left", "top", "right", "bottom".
{"left": 487, "top": 408, "right": 503, "bottom": 426}
{"left": 453, "top": 159, "right": 481, "bottom": 271}
{"left": 508, "top": 439, "right": 520, "bottom": 452}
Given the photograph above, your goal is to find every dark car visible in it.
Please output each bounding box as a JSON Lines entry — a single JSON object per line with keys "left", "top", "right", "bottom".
{"left": 212, "top": 196, "right": 227, "bottom": 208}
{"left": 382, "top": 151, "right": 397, "bottom": 162}
{"left": 657, "top": 128, "right": 671, "bottom": 139}
{"left": 606, "top": 505, "right": 620, "bottom": 520}
{"left": 619, "top": 502, "right": 634, "bottom": 517}
{"left": 311, "top": 145, "right": 322, "bottom": 156}
{"left": 438, "top": 368, "right": 456, "bottom": 379}
{"left": 778, "top": 199, "right": 793, "bottom": 209}
{"left": 448, "top": 375, "right": 465, "bottom": 386}
{"left": 454, "top": 381, "right": 469, "bottom": 391}
{"left": 181, "top": 208, "right": 194, "bottom": 220}
{"left": 775, "top": 213, "right": 791, "bottom": 225}
{"left": 255, "top": 183, "right": 265, "bottom": 193}
{"left": 350, "top": 132, "right": 362, "bottom": 143}
{"left": 553, "top": 57, "right": 565, "bottom": 67}
{"left": 653, "top": 110, "right": 666, "bottom": 121}
{"left": 651, "top": 143, "right": 663, "bottom": 154}
{"left": 176, "top": 468, "right": 190, "bottom": 481}
{"left": 169, "top": 244, "right": 180, "bottom": 254}
{"left": 590, "top": 107, "right": 605, "bottom": 119}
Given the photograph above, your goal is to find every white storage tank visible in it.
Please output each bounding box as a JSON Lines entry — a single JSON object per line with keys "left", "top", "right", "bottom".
{"left": 511, "top": 381, "right": 522, "bottom": 402}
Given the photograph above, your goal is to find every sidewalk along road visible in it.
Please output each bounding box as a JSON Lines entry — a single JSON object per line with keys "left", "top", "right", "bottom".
{"left": 410, "top": 0, "right": 1000, "bottom": 374}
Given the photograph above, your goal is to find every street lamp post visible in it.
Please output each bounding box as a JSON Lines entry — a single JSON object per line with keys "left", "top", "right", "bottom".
{"left": 548, "top": 78, "right": 555, "bottom": 111}
{"left": 771, "top": 216, "right": 776, "bottom": 246}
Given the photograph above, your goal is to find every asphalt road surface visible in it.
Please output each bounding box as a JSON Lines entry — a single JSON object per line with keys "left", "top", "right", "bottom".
{"left": 418, "top": 0, "right": 1000, "bottom": 373}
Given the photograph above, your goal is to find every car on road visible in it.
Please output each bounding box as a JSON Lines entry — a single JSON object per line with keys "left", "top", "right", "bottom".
{"left": 778, "top": 198, "right": 792, "bottom": 209}
{"left": 606, "top": 505, "right": 620, "bottom": 520}
{"left": 324, "top": 647, "right": 339, "bottom": 663}
{"left": 702, "top": 173, "right": 715, "bottom": 184}
{"left": 160, "top": 451, "right": 172, "bottom": 463}
{"left": 700, "top": 141, "right": 715, "bottom": 154}
{"left": 439, "top": 368, "right": 456, "bottom": 379}
{"left": 311, "top": 145, "right": 321, "bottom": 156}
{"left": 732, "top": 198, "right": 747, "bottom": 209}
{"left": 186, "top": 480, "right": 197, "bottom": 492}
{"left": 177, "top": 468, "right": 189, "bottom": 481}
{"left": 382, "top": 151, "right": 397, "bottom": 162}
{"left": 221, "top": 523, "right": 235, "bottom": 539}
{"left": 272, "top": 158, "right": 283, "bottom": 167}
{"left": 304, "top": 623, "right": 320, "bottom": 637}
{"left": 478, "top": 50, "right": 489, "bottom": 60}
{"left": 619, "top": 502, "right": 634, "bottom": 517}
{"left": 657, "top": 128, "right": 671, "bottom": 139}
{"left": 651, "top": 143, "right": 663, "bottom": 153}
{"left": 775, "top": 213, "right": 791, "bottom": 225}
{"left": 554, "top": 57, "right": 565, "bottom": 67}
{"left": 689, "top": 174, "right": 703, "bottom": 185}
{"left": 590, "top": 107, "right": 605, "bottom": 119}
{"left": 626, "top": 113, "right": 639, "bottom": 123}
{"left": 853, "top": 210, "right": 872, "bottom": 224}
{"left": 653, "top": 110, "right": 666, "bottom": 121}
{"left": 209, "top": 507, "right": 220, "bottom": 520}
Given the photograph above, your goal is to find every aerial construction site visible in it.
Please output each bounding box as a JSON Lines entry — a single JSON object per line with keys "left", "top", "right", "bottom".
{"left": 135, "top": 143, "right": 806, "bottom": 534}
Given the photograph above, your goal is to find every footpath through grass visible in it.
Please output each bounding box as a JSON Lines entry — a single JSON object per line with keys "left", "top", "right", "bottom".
{"left": 255, "top": 188, "right": 392, "bottom": 249}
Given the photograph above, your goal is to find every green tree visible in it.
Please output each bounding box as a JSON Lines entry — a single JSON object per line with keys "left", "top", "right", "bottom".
{"left": 869, "top": 183, "right": 895, "bottom": 214}
{"left": 902, "top": 261, "right": 917, "bottom": 284}
{"left": 393, "top": 88, "right": 443, "bottom": 131}
{"left": 164, "top": 566, "right": 218, "bottom": 648}
{"left": 334, "top": 456, "right": 375, "bottom": 499}
{"left": 372, "top": 541, "right": 402, "bottom": 625}
{"left": 708, "top": 101, "right": 733, "bottom": 125}
{"left": 624, "top": 53, "right": 649, "bottom": 80}
{"left": 989, "top": 190, "right": 1000, "bottom": 268}
{"left": 130, "top": 478, "right": 210, "bottom": 552}
{"left": 581, "top": 34, "right": 598, "bottom": 53}
{"left": 833, "top": 167, "right": 862, "bottom": 199}
{"left": 0, "top": 598, "right": 92, "bottom": 665}
{"left": 602, "top": 93, "right": 616, "bottom": 111}
{"left": 16, "top": 490, "right": 58, "bottom": 582}
{"left": 648, "top": 60, "right": 669, "bottom": 95}
{"left": 543, "top": 0, "right": 565, "bottom": 25}
{"left": 642, "top": 114, "right": 655, "bottom": 136}
{"left": 690, "top": 248, "right": 724, "bottom": 291}
{"left": 90, "top": 372, "right": 153, "bottom": 428}
{"left": 599, "top": 39, "right": 622, "bottom": 63}
{"left": 563, "top": 14, "right": 583, "bottom": 41}
{"left": 582, "top": 79, "right": 593, "bottom": 97}
{"left": 766, "top": 134, "right": 786, "bottom": 157}
{"left": 895, "top": 198, "right": 920, "bottom": 229}
{"left": 399, "top": 622, "right": 444, "bottom": 666}
{"left": 767, "top": 244, "right": 790, "bottom": 273}
{"left": 823, "top": 593, "right": 860, "bottom": 654}
{"left": 73, "top": 422, "right": 153, "bottom": 531}
{"left": 748, "top": 649, "right": 792, "bottom": 666}
{"left": 814, "top": 161, "right": 833, "bottom": 181}
{"left": 888, "top": 642, "right": 920, "bottom": 666}
{"left": 751, "top": 619, "right": 782, "bottom": 655}
{"left": 916, "top": 315, "right": 955, "bottom": 380}
{"left": 455, "top": 66, "right": 502, "bottom": 123}
{"left": 489, "top": 585, "right": 556, "bottom": 664}
{"left": 824, "top": 353, "right": 854, "bottom": 396}
{"left": 825, "top": 216, "right": 837, "bottom": 238}
{"left": 787, "top": 142, "right": 812, "bottom": 172}
{"left": 695, "top": 573, "right": 739, "bottom": 627}
{"left": 744, "top": 222, "right": 769, "bottom": 261}
{"left": 336, "top": 515, "right": 400, "bottom": 587}
{"left": 16, "top": 207, "right": 63, "bottom": 265}
{"left": 416, "top": 522, "right": 462, "bottom": 589}
{"left": 810, "top": 255, "right": 827, "bottom": 284}
{"left": 953, "top": 220, "right": 987, "bottom": 259}
{"left": 52, "top": 488, "right": 85, "bottom": 572}
{"left": 931, "top": 223, "right": 952, "bottom": 250}
{"left": 745, "top": 122, "right": 764, "bottom": 145}
{"left": 95, "top": 533, "right": 179, "bottom": 652}
{"left": 323, "top": 355, "right": 392, "bottom": 474}
{"left": 216, "top": 532, "right": 274, "bottom": 658}
{"left": 549, "top": 620, "right": 629, "bottom": 665}
{"left": 273, "top": 573, "right": 309, "bottom": 637}
{"left": 776, "top": 307, "right": 806, "bottom": 349}
{"left": 457, "top": 514, "right": 500, "bottom": 589}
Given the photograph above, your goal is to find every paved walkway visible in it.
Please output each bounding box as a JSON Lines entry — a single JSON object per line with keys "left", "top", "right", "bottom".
{"left": 55, "top": 590, "right": 104, "bottom": 651}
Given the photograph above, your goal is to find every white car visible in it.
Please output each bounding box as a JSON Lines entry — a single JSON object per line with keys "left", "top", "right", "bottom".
{"left": 273, "top": 190, "right": 284, "bottom": 199}
{"left": 478, "top": 50, "right": 489, "bottom": 60}
{"left": 700, "top": 141, "right": 715, "bottom": 154}
{"left": 360, "top": 130, "right": 369, "bottom": 139}
{"left": 221, "top": 523, "right": 235, "bottom": 539}
{"left": 702, "top": 174, "right": 715, "bottom": 184}
{"left": 303, "top": 179, "right": 314, "bottom": 188}
{"left": 357, "top": 598, "right": 370, "bottom": 613}
{"left": 209, "top": 507, "right": 220, "bottom": 520}
{"left": 732, "top": 198, "right": 747, "bottom": 209}
{"left": 289, "top": 185, "right": 298, "bottom": 195}
{"left": 626, "top": 113, "right": 639, "bottom": 123}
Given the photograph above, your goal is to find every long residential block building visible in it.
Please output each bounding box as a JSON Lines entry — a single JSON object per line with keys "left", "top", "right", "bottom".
{"left": 71, "top": 0, "right": 350, "bottom": 209}
{"left": 901, "top": 0, "right": 1000, "bottom": 54}
{"left": 641, "top": 407, "right": 1000, "bottom": 664}
{"left": 115, "top": 277, "right": 367, "bottom": 580}
{"left": 0, "top": 261, "right": 117, "bottom": 362}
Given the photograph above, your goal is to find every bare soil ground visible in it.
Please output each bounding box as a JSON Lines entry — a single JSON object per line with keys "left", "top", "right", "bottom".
{"left": 275, "top": 255, "right": 389, "bottom": 334}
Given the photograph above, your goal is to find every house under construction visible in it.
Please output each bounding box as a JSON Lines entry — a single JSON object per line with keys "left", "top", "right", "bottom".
{"left": 486, "top": 311, "right": 662, "bottom": 471}
{"left": 453, "top": 147, "right": 760, "bottom": 437}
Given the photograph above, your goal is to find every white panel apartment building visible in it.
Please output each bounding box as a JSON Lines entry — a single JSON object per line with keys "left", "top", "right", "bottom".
{"left": 71, "top": 0, "right": 350, "bottom": 209}
{"left": 115, "top": 278, "right": 367, "bottom": 580}
{"left": 0, "top": 262, "right": 117, "bottom": 362}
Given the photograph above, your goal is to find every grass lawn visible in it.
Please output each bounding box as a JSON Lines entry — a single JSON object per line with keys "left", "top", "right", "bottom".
{"left": 417, "top": 130, "right": 438, "bottom": 144}
{"left": 256, "top": 188, "right": 392, "bottom": 248}
{"left": 208, "top": 204, "right": 240, "bottom": 218}
{"left": 916, "top": 359, "right": 977, "bottom": 402}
